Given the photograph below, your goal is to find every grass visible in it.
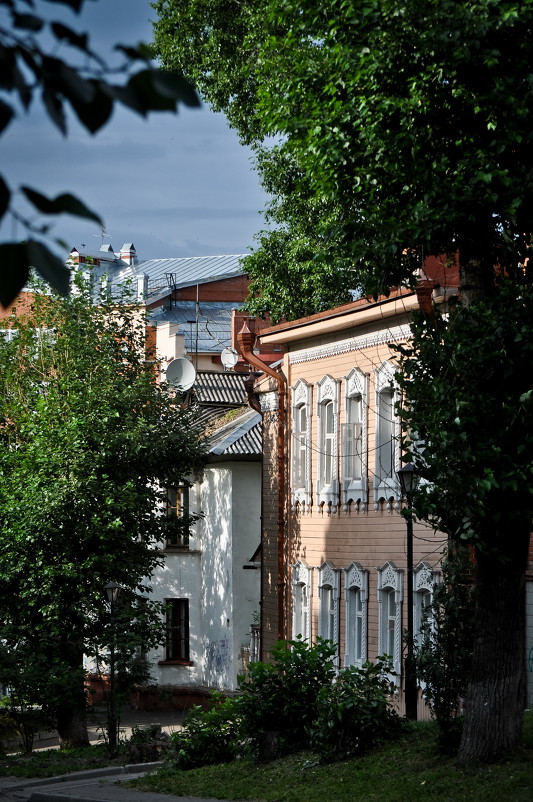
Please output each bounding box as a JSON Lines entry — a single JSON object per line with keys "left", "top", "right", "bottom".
{"left": 0, "top": 743, "right": 123, "bottom": 779}
{"left": 130, "top": 714, "right": 533, "bottom": 802}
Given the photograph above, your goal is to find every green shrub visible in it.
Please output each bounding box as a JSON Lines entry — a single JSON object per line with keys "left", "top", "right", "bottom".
{"left": 309, "top": 659, "right": 401, "bottom": 760}
{"left": 166, "top": 692, "right": 241, "bottom": 770}
{"left": 237, "top": 637, "right": 337, "bottom": 759}
{"left": 415, "top": 547, "right": 474, "bottom": 754}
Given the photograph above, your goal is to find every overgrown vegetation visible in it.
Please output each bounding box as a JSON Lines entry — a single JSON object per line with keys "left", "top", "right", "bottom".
{"left": 165, "top": 639, "right": 400, "bottom": 769}
{"left": 132, "top": 712, "right": 533, "bottom": 802}
{"left": 415, "top": 547, "right": 475, "bottom": 753}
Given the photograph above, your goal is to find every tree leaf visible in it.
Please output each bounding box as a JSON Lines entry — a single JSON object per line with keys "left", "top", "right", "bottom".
{"left": 43, "top": 0, "right": 84, "bottom": 12}
{"left": 42, "top": 86, "right": 66, "bottom": 135}
{"left": 0, "top": 174, "right": 11, "bottom": 218}
{"left": 152, "top": 71, "right": 201, "bottom": 108}
{"left": 0, "top": 99, "right": 14, "bottom": 134}
{"left": 50, "top": 22, "right": 89, "bottom": 52}
{"left": 0, "top": 242, "right": 29, "bottom": 308}
{"left": 21, "top": 186, "right": 103, "bottom": 224}
{"left": 67, "top": 79, "right": 112, "bottom": 133}
{"left": 12, "top": 13, "right": 43, "bottom": 32}
{"left": 26, "top": 240, "right": 70, "bottom": 296}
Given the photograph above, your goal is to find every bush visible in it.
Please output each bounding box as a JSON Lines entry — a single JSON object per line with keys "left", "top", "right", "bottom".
{"left": 237, "top": 637, "right": 337, "bottom": 759}
{"left": 166, "top": 692, "right": 241, "bottom": 770}
{"left": 309, "top": 659, "right": 401, "bottom": 760}
{"left": 415, "top": 547, "right": 474, "bottom": 754}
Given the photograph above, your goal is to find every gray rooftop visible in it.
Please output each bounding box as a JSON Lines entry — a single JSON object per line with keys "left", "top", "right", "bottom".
{"left": 207, "top": 408, "right": 262, "bottom": 458}
{"left": 149, "top": 301, "right": 239, "bottom": 354}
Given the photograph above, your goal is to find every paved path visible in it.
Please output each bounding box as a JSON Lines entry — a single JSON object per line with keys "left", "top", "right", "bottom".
{"left": 0, "top": 708, "right": 247, "bottom": 802}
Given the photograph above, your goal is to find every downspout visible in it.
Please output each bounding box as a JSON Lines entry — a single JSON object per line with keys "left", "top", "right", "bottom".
{"left": 237, "top": 319, "right": 287, "bottom": 643}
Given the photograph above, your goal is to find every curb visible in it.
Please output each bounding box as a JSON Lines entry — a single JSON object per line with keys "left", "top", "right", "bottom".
{"left": 0, "top": 762, "right": 163, "bottom": 794}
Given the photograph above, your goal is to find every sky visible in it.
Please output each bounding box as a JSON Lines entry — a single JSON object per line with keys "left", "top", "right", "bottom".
{"left": 0, "top": 0, "right": 268, "bottom": 262}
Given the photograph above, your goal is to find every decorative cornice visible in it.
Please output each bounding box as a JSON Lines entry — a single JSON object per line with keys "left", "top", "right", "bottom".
{"left": 289, "top": 324, "right": 410, "bottom": 364}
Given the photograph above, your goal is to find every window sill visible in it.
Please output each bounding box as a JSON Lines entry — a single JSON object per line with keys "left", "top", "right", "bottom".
{"left": 158, "top": 659, "right": 194, "bottom": 667}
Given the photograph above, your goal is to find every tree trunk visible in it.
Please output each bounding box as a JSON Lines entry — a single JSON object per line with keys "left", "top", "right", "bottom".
{"left": 55, "top": 644, "right": 90, "bottom": 749}
{"left": 458, "top": 521, "right": 529, "bottom": 765}
{"left": 57, "top": 701, "right": 90, "bottom": 749}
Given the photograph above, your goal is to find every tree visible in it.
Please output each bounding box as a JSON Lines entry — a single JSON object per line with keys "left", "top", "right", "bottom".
{"left": 152, "top": 0, "right": 533, "bottom": 762}
{"left": 0, "top": 277, "right": 205, "bottom": 747}
{"left": 0, "top": 0, "right": 200, "bottom": 309}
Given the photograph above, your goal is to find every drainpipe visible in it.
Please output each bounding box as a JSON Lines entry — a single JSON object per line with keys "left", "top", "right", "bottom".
{"left": 237, "top": 319, "right": 287, "bottom": 643}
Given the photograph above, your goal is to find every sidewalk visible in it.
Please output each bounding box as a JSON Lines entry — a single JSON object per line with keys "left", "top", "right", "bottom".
{"left": 0, "top": 708, "right": 245, "bottom": 802}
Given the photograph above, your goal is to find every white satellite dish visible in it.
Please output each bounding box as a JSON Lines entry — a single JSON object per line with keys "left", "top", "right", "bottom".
{"left": 165, "top": 357, "right": 196, "bottom": 390}
{"left": 221, "top": 347, "right": 238, "bottom": 369}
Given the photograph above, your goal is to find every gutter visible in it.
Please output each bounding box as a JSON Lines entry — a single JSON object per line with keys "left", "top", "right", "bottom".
{"left": 237, "top": 319, "right": 287, "bottom": 644}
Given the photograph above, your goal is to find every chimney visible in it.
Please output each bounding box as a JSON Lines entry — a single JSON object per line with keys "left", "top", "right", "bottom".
{"left": 120, "top": 242, "right": 137, "bottom": 265}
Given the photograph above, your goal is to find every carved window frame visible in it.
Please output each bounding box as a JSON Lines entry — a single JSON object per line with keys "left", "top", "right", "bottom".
{"left": 344, "top": 562, "right": 368, "bottom": 668}
{"left": 292, "top": 560, "right": 312, "bottom": 641}
{"left": 374, "top": 361, "right": 401, "bottom": 505}
{"left": 316, "top": 375, "right": 339, "bottom": 513}
{"left": 290, "top": 379, "right": 312, "bottom": 510}
{"left": 342, "top": 368, "right": 368, "bottom": 509}
{"left": 377, "top": 561, "right": 403, "bottom": 679}
{"left": 318, "top": 561, "right": 340, "bottom": 659}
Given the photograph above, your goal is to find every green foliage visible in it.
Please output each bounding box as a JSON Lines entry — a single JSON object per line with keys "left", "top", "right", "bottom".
{"left": 153, "top": 0, "right": 533, "bottom": 317}
{"left": 237, "top": 638, "right": 337, "bottom": 758}
{"left": 396, "top": 281, "right": 533, "bottom": 552}
{"left": 0, "top": 280, "right": 205, "bottom": 741}
{"left": 415, "top": 548, "right": 475, "bottom": 754}
{"left": 309, "top": 659, "right": 400, "bottom": 761}
{"left": 167, "top": 693, "right": 241, "bottom": 770}
{"left": 0, "top": 0, "right": 200, "bottom": 307}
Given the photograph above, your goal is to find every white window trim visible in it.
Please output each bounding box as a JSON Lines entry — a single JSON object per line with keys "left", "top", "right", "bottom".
{"left": 316, "top": 375, "right": 339, "bottom": 513}
{"left": 344, "top": 562, "right": 368, "bottom": 668}
{"left": 292, "top": 560, "right": 313, "bottom": 642}
{"left": 377, "top": 561, "right": 403, "bottom": 681}
{"left": 290, "top": 380, "right": 312, "bottom": 510}
{"left": 413, "top": 563, "right": 440, "bottom": 648}
{"left": 318, "top": 562, "right": 340, "bottom": 664}
{"left": 374, "top": 361, "right": 401, "bottom": 506}
{"left": 342, "top": 368, "right": 368, "bottom": 510}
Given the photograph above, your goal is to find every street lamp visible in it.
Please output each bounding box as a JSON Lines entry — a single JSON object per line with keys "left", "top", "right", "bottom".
{"left": 397, "top": 464, "right": 418, "bottom": 721}
{"left": 104, "top": 581, "right": 120, "bottom": 754}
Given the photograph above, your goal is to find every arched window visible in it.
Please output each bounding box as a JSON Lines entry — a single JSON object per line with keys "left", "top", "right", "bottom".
{"left": 377, "top": 562, "right": 403, "bottom": 678}
{"left": 344, "top": 562, "right": 368, "bottom": 667}
{"left": 292, "top": 560, "right": 312, "bottom": 641}
{"left": 318, "top": 562, "right": 340, "bottom": 649}
{"left": 317, "top": 375, "right": 339, "bottom": 512}
{"left": 374, "top": 362, "right": 400, "bottom": 506}
{"left": 342, "top": 368, "right": 368, "bottom": 509}
{"left": 291, "top": 380, "right": 312, "bottom": 510}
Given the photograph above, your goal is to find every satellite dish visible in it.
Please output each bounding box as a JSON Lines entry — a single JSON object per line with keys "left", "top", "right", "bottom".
{"left": 165, "top": 357, "right": 196, "bottom": 390}
{"left": 221, "top": 347, "right": 239, "bottom": 369}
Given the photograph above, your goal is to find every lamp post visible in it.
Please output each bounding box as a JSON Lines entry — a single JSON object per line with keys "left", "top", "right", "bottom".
{"left": 104, "top": 581, "right": 120, "bottom": 754}
{"left": 397, "top": 464, "right": 418, "bottom": 721}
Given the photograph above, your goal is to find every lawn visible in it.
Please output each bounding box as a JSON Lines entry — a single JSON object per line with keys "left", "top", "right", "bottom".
{"left": 130, "top": 715, "right": 533, "bottom": 802}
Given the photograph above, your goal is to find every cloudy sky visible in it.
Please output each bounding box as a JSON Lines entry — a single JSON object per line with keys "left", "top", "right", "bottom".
{"left": 0, "top": 0, "right": 268, "bottom": 261}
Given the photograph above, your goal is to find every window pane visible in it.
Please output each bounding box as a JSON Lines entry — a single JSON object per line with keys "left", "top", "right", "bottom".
{"left": 166, "top": 599, "right": 189, "bottom": 660}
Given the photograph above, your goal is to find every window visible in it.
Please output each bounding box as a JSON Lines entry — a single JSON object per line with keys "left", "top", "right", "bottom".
{"left": 292, "top": 560, "right": 312, "bottom": 641}
{"left": 291, "top": 380, "right": 312, "bottom": 509}
{"left": 375, "top": 362, "right": 400, "bottom": 505}
{"left": 377, "top": 562, "right": 402, "bottom": 678}
{"left": 317, "top": 375, "right": 339, "bottom": 512}
{"left": 165, "top": 599, "right": 190, "bottom": 662}
{"left": 165, "top": 484, "right": 190, "bottom": 547}
{"left": 344, "top": 562, "right": 368, "bottom": 667}
{"left": 342, "top": 368, "right": 368, "bottom": 509}
{"left": 318, "top": 562, "right": 340, "bottom": 651}
{"left": 413, "top": 564, "right": 439, "bottom": 648}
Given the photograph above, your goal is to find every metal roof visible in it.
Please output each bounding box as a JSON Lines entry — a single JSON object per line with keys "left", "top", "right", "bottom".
{"left": 193, "top": 370, "right": 250, "bottom": 405}
{"left": 110, "top": 254, "right": 246, "bottom": 297}
{"left": 207, "top": 408, "right": 262, "bottom": 457}
{"left": 149, "top": 302, "right": 238, "bottom": 354}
